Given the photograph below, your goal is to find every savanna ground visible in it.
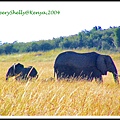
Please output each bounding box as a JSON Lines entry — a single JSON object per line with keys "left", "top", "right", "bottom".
{"left": 0, "top": 48, "right": 120, "bottom": 118}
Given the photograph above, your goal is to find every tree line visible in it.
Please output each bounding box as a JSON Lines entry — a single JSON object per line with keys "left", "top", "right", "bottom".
{"left": 0, "top": 26, "right": 120, "bottom": 55}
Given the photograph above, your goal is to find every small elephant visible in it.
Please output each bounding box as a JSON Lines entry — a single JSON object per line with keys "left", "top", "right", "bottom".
{"left": 54, "top": 51, "right": 119, "bottom": 84}
{"left": 6, "top": 63, "right": 38, "bottom": 80}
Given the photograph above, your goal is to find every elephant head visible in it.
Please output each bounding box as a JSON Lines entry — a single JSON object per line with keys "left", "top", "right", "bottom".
{"left": 6, "top": 63, "right": 24, "bottom": 80}
{"left": 97, "top": 55, "right": 119, "bottom": 84}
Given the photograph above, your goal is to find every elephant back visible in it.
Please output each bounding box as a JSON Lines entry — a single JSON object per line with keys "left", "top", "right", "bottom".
{"left": 54, "top": 51, "right": 99, "bottom": 69}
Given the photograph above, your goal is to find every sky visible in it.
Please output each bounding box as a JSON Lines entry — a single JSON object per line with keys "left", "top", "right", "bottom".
{"left": 0, "top": 1, "right": 120, "bottom": 43}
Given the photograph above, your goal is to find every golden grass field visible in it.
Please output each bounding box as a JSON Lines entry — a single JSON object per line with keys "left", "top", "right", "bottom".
{"left": 0, "top": 49, "right": 120, "bottom": 117}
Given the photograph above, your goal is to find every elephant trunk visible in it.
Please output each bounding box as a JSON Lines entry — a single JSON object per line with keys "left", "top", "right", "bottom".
{"left": 6, "top": 72, "right": 9, "bottom": 80}
{"left": 113, "top": 66, "right": 119, "bottom": 84}
{"left": 6, "top": 71, "right": 13, "bottom": 81}
{"left": 113, "top": 72, "right": 119, "bottom": 84}
{"left": 6, "top": 77, "right": 8, "bottom": 80}
{"left": 107, "top": 61, "right": 119, "bottom": 84}
{"left": 6, "top": 75, "right": 9, "bottom": 80}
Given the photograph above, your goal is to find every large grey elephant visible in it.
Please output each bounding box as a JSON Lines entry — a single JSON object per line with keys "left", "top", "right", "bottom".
{"left": 54, "top": 51, "right": 119, "bottom": 84}
{"left": 6, "top": 63, "right": 38, "bottom": 80}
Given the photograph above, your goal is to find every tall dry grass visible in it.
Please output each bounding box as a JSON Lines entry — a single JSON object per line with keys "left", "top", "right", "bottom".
{"left": 0, "top": 49, "right": 120, "bottom": 117}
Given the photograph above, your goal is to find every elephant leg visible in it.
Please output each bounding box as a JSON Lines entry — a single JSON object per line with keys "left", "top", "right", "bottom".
{"left": 15, "top": 75, "right": 22, "bottom": 81}
{"left": 56, "top": 76, "right": 62, "bottom": 82}
{"left": 95, "top": 76, "right": 103, "bottom": 84}
{"left": 56, "top": 73, "right": 61, "bottom": 81}
{"left": 55, "top": 69, "right": 61, "bottom": 81}
{"left": 36, "top": 75, "right": 38, "bottom": 79}
{"left": 25, "top": 75, "right": 31, "bottom": 81}
{"left": 28, "top": 76, "right": 32, "bottom": 81}
{"left": 56, "top": 71, "right": 64, "bottom": 80}
{"left": 87, "top": 77, "right": 93, "bottom": 82}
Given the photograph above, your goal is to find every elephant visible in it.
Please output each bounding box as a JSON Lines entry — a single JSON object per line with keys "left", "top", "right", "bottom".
{"left": 6, "top": 63, "right": 24, "bottom": 80}
{"left": 54, "top": 51, "right": 119, "bottom": 84}
{"left": 6, "top": 63, "right": 38, "bottom": 80}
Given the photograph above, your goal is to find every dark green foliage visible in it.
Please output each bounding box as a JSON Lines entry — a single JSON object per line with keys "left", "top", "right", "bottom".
{"left": 0, "top": 26, "right": 120, "bottom": 54}
{"left": 114, "top": 27, "right": 120, "bottom": 48}
{"left": 39, "top": 42, "right": 53, "bottom": 51}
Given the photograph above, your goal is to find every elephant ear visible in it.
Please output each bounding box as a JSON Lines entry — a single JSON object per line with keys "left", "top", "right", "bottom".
{"left": 96, "top": 55, "right": 107, "bottom": 75}
{"left": 15, "top": 63, "right": 24, "bottom": 74}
